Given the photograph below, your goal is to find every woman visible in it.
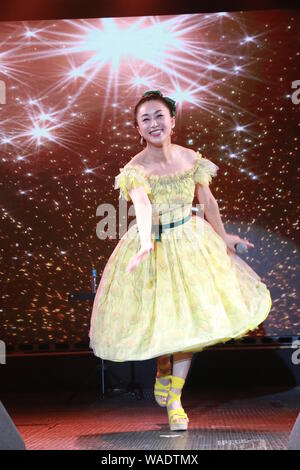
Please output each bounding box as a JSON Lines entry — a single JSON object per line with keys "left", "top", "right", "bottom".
{"left": 89, "top": 90, "right": 272, "bottom": 431}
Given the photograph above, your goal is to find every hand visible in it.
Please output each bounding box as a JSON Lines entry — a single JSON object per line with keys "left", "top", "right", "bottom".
{"left": 126, "top": 241, "right": 154, "bottom": 273}
{"left": 222, "top": 233, "right": 254, "bottom": 255}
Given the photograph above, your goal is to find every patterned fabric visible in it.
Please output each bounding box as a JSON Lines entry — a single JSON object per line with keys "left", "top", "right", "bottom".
{"left": 89, "top": 151, "right": 272, "bottom": 362}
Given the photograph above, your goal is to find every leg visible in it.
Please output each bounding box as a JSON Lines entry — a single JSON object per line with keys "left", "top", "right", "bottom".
{"left": 167, "top": 351, "right": 193, "bottom": 425}
{"left": 154, "top": 355, "right": 172, "bottom": 407}
{"left": 156, "top": 354, "right": 172, "bottom": 378}
{"left": 172, "top": 351, "right": 193, "bottom": 380}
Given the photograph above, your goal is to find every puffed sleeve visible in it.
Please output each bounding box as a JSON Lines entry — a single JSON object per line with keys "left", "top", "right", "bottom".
{"left": 193, "top": 152, "right": 219, "bottom": 186}
{"left": 114, "top": 166, "right": 151, "bottom": 202}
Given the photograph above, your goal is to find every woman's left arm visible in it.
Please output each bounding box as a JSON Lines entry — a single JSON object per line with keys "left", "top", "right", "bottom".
{"left": 196, "top": 183, "right": 254, "bottom": 253}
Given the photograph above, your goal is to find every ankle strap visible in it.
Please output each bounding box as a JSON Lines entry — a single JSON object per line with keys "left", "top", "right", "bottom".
{"left": 171, "top": 375, "right": 185, "bottom": 389}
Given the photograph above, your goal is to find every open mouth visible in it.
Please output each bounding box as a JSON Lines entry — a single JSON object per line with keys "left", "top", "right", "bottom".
{"left": 150, "top": 130, "right": 162, "bottom": 136}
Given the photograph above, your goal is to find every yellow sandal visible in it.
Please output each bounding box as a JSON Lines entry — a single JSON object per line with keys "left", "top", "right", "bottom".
{"left": 167, "top": 376, "right": 189, "bottom": 431}
{"left": 154, "top": 374, "right": 172, "bottom": 407}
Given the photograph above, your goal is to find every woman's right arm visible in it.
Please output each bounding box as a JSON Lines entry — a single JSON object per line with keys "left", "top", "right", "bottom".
{"left": 128, "top": 186, "right": 153, "bottom": 248}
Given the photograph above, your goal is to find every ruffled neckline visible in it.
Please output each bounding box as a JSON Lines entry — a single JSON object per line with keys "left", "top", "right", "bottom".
{"left": 124, "top": 151, "right": 202, "bottom": 182}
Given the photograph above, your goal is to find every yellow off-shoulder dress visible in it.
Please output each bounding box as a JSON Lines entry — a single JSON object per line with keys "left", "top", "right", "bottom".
{"left": 89, "top": 151, "right": 272, "bottom": 362}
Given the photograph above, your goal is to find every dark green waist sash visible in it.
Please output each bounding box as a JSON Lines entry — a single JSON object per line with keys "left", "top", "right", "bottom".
{"left": 151, "top": 213, "right": 191, "bottom": 242}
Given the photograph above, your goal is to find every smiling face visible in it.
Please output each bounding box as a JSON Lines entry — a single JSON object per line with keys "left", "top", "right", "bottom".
{"left": 136, "top": 99, "right": 175, "bottom": 146}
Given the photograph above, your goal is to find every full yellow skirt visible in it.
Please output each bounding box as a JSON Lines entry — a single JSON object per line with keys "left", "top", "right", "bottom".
{"left": 89, "top": 215, "right": 272, "bottom": 362}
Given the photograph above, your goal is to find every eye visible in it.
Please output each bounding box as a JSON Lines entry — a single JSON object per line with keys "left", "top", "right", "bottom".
{"left": 142, "top": 114, "right": 163, "bottom": 122}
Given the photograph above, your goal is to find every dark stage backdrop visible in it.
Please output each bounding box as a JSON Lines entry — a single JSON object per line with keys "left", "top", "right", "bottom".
{"left": 0, "top": 9, "right": 299, "bottom": 351}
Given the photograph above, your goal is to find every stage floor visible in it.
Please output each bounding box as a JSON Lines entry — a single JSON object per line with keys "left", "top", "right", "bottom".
{"left": 2, "top": 385, "right": 299, "bottom": 450}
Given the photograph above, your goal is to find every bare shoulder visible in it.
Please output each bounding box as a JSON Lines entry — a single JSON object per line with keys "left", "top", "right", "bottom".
{"left": 181, "top": 146, "right": 199, "bottom": 164}
{"left": 127, "top": 150, "right": 146, "bottom": 167}
{"left": 174, "top": 145, "right": 199, "bottom": 169}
